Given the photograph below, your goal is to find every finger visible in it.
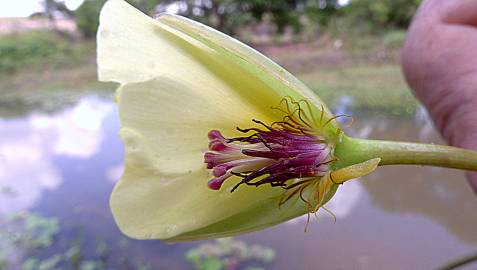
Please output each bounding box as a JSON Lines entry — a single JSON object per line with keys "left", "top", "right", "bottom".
{"left": 402, "top": 0, "right": 477, "bottom": 193}
{"left": 417, "top": 0, "right": 477, "bottom": 25}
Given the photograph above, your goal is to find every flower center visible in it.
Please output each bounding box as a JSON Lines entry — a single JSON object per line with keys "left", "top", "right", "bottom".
{"left": 204, "top": 118, "right": 333, "bottom": 192}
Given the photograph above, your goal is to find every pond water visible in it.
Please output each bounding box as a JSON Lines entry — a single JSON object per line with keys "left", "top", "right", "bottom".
{"left": 1, "top": 93, "right": 476, "bottom": 270}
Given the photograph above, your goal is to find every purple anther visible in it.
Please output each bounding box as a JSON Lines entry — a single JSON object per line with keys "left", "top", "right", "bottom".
{"left": 204, "top": 120, "right": 332, "bottom": 192}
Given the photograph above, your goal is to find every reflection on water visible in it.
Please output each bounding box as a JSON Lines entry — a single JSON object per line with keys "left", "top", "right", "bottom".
{"left": 0, "top": 95, "right": 476, "bottom": 269}
{"left": 0, "top": 98, "right": 112, "bottom": 215}
{"left": 360, "top": 118, "right": 477, "bottom": 245}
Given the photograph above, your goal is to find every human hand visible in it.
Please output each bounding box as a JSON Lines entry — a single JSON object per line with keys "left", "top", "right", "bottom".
{"left": 401, "top": 0, "right": 477, "bottom": 193}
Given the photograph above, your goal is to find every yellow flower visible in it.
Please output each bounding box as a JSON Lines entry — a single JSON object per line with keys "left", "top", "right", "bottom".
{"left": 97, "top": 0, "right": 380, "bottom": 242}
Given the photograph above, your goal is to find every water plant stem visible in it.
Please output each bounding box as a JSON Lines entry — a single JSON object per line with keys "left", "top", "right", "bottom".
{"left": 334, "top": 136, "right": 477, "bottom": 171}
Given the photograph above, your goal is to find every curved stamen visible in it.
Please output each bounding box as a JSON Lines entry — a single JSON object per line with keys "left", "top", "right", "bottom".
{"left": 204, "top": 120, "right": 332, "bottom": 192}
{"left": 204, "top": 97, "right": 339, "bottom": 217}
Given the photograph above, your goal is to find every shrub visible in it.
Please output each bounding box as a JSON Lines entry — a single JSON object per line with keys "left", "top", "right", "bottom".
{"left": 75, "top": 0, "right": 106, "bottom": 38}
{"left": 383, "top": 29, "right": 407, "bottom": 49}
{"left": 0, "top": 30, "right": 89, "bottom": 75}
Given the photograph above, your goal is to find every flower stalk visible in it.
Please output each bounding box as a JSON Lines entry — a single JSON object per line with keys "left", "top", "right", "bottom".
{"left": 334, "top": 136, "right": 477, "bottom": 171}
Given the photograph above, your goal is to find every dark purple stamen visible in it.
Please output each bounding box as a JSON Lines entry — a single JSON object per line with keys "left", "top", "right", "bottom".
{"left": 204, "top": 119, "right": 332, "bottom": 191}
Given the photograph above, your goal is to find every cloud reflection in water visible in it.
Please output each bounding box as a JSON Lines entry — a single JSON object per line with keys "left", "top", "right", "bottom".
{"left": 0, "top": 97, "right": 114, "bottom": 215}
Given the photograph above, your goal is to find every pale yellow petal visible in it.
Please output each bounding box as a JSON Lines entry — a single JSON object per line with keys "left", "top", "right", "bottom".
{"left": 97, "top": 0, "right": 339, "bottom": 136}
{"left": 99, "top": 0, "right": 344, "bottom": 241}
{"left": 97, "top": 0, "right": 210, "bottom": 84}
{"left": 99, "top": 0, "right": 291, "bottom": 127}
{"left": 118, "top": 77, "right": 277, "bottom": 173}
{"left": 111, "top": 146, "right": 308, "bottom": 240}
{"left": 112, "top": 165, "right": 310, "bottom": 240}
{"left": 158, "top": 14, "right": 339, "bottom": 136}
{"left": 112, "top": 78, "right": 307, "bottom": 240}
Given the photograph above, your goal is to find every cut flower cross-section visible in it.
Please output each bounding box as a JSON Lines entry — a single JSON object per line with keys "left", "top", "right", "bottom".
{"left": 97, "top": 0, "right": 477, "bottom": 242}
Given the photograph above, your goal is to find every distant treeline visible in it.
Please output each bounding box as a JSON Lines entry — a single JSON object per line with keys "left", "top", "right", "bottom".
{"left": 41, "top": 0, "right": 420, "bottom": 38}
{"left": 0, "top": 30, "right": 90, "bottom": 74}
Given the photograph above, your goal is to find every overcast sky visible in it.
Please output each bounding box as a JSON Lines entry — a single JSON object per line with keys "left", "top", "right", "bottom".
{"left": 0, "top": 0, "right": 84, "bottom": 18}
{"left": 0, "top": 0, "right": 350, "bottom": 18}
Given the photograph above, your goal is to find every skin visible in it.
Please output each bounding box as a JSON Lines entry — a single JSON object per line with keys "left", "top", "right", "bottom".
{"left": 401, "top": 0, "right": 477, "bottom": 193}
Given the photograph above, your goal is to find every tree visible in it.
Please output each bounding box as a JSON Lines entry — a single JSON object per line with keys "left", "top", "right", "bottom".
{"left": 155, "top": 0, "right": 340, "bottom": 35}
{"left": 42, "top": 0, "right": 75, "bottom": 19}
{"left": 75, "top": 0, "right": 107, "bottom": 38}
{"left": 74, "top": 0, "right": 340, "bottom": 39}
{"left": 342, "top": 0, "right": 421, "bottom": 31}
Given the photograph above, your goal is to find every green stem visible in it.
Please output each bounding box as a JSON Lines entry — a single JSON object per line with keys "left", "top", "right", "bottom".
{"left": 334, "top": 136, "right": 477, "bottom": 171}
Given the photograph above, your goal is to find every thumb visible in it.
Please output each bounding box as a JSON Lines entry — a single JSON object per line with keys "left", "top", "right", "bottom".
{"left": 401, "top": 0, "right": 477, "bottom": 193}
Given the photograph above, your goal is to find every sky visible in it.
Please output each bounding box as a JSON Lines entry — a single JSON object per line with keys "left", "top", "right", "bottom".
{"left": 0, "top": 0, "right": 84, "bottom": 18}
{"left": 0, "top": 0, "right": 350, "bottom": 18}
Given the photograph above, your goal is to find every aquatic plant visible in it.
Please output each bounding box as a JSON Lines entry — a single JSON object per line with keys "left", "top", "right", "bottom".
{"left": 185, "top": 238, "right": 276, "bottom": 270}
{"left": 0, "top": 212, "right": 149, "bottom": 270}
{"left": 0, "top": 212, "right": 60, "bottom": 270}
{"left": 6, "top": 212, "right": 59, "bottom": 250}
{"left": 97, "top": 0, "right": 477, "bottom": 242}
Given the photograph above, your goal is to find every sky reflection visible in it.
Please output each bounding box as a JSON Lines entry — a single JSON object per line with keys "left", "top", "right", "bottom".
{"left": 0, "top": 97, "right": 114, "bottom": 215}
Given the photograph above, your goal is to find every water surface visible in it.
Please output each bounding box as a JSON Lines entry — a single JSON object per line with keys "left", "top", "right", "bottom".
{"left": 1, "top": 94, "right": 476, "bottom": 269}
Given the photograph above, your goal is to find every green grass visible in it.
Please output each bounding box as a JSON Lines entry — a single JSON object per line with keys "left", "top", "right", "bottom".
{"left": 296, "top": 64, "right": 419, "bottom": 114}
{"left": 259, "top": 31, "right": 417, "bottom": 115}
{"left": 0, "top": 30, "right": 110, "bottom": 98}
{"left": 0, "top": 30, "right": 92, "bottom": 74}
{"left": 263, "top": 37, "right": 419, "bottom": 115}
{"left": 0, "top": 30, "right": 114, "bottom": 118}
